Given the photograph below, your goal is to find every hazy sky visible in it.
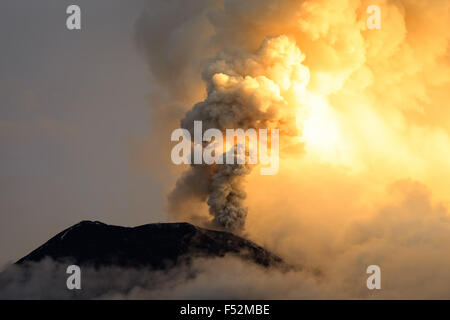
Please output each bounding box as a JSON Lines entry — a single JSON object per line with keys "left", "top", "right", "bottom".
{"left": 0, "top": 0, "right": 165, "bottom": 265}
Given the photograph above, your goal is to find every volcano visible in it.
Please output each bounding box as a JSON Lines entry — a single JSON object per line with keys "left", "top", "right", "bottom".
{"left": 16, "top": 221, "right": 286, "bottom": 270}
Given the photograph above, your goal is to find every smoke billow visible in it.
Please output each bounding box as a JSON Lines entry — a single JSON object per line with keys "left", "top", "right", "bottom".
{"left": 168, "top": 36, "right": 307, "bottom": 231}
{"left": 133, "top": 0, "right": 450, "bottom": 298}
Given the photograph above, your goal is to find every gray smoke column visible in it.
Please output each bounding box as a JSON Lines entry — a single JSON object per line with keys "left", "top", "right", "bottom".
{"left": 207, "top": 163, "right": 252, "bottom": 230}
{"left": 170, "top": 36, "right": 309, "bottom": 231}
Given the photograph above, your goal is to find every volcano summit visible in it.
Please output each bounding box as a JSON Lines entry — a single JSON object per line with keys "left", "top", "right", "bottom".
{"left": 16, "top": 221, "right": 286, "bottom": 270}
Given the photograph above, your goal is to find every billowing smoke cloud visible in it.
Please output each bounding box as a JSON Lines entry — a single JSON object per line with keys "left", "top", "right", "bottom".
{"left": 133, "top": 0, "right": 450, "bottom": 298}
{"left": 169, "top": 36, "right": 307, "bottom": 230}
{"left": 206, "top": 162, "right": 252, "bottom": 230}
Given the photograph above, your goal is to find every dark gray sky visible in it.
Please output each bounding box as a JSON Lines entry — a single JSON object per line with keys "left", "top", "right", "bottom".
{"left": 0, "top": 0, "right": 165, "bottom": 266}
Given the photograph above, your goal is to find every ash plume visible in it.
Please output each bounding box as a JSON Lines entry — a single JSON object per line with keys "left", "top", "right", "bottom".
{"left": 134, "top": 0, "right": 450, "bottom": 298}
{"left": 169, "top": 36, "right": 308, "bottom": 231}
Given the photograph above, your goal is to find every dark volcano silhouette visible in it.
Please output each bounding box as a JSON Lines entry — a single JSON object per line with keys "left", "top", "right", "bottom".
{"left": 16, "top": 221, "right": 286, "bottom": 270}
